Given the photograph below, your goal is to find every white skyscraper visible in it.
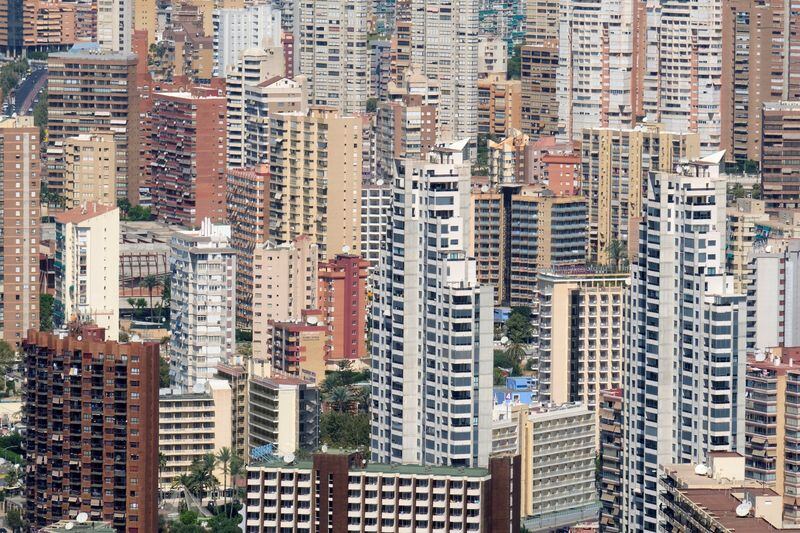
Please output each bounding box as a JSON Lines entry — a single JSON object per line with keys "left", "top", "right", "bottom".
{"left": 643, "top": 0, "right": 723, "bottom": 153}
{"left": 298, "top": 0, "right": 369, "bottom": 115}
{"left": 213, "top": 3, "right": 282, "bottom": 77}
{"left": 97, "top": 0, "right": 132, "bottom": 52}
{"left": 409, "top": 0, "right": 479, "bottom": 144}
{"left": 623, "top": 152, "right": 746, "bottom": 531}
{"left": 556, "top": 0, "right": 638, "bottom": 142}
{"left": 169, "top": 220, "right": 237, "bottom": 391}
{"left": 370, "top": 141, "right": 494, "bottom": 468}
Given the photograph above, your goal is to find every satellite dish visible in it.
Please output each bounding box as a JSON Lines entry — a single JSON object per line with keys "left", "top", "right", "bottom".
{"left": 275, "top": 193, "right": 282, "bottom": 200}
{"left": 76, "top": 512, "right": 89, "bottom": 523}
{"left": 342, "top": 245, "right": 351, "bottom": 254}
{"left": 307, "top": 316, "right": 318, "bottom": 325}
{"left": 76, "top": 335, "right": 83, "bottom": 341}
{"left": 736, "top": 501, "right": 752, "bottom": 517}
{"left": 65, "top": 523, "right": 75, "bottom": 531}
{"left": 376, "top": 179, "right": 384, "bottom": 186}
{"left": 755, "top": 350, "right": 766, "bottom": 362}
{"left": 321, "top": 444, "right": 328, "bottom": 453}
{"left": 481, "top": 185, "right": 489, "bottom": 193}
{"left": 284, "top": 453, "right": 295, "bottom": 464}
{"left": 694, "top": 464, "right": 708, "bottom": 476}
{"left": 500, "top": 336, "right": 509, "bottom": 345}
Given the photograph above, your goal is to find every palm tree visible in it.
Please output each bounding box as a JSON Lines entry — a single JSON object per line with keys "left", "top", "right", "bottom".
{"left": 127, "top": 297, "right": 137, "bottom": 319}
{"left": 172, "top": 473, "right": 196, "bottom": 496}
{"left": 605, "top": 239, "right": 627, "bottom": 271}
{"left": 229, "top": 454, "right": 244, "bottom": 518}
{"left": 189, "top": 453, "right": 218, "bottom": 500}
{"left": 141, "top": 275, "right": 162, "bottom": 322}
{"left": 0, "top": 340, "right": 17, "bottom": 393}
{"left": 328, "top": 385, "right": 353, "bottom": 412}
{"left": 158, "top": 452, "right": 167, "bottom": 500}
{"left": 505, "top": 342, "right": 527, "bottom": 368}
{"left": 216, "top": 447, "right": 232, "bottom": 510}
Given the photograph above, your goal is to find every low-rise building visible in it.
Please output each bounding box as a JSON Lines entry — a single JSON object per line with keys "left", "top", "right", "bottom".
{"left": 660, "top": 453, "right": 798, "bottom": 531}
{"left": 266, "top": 311, "right": 327, "bottom": 383}
{"left": 243, "top": 451, "right": 521, "bottom": 533}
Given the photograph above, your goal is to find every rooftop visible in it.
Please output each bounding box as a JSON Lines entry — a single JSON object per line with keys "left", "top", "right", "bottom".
{"left": 55, "top": 203, "right": 117, "bottom": 224}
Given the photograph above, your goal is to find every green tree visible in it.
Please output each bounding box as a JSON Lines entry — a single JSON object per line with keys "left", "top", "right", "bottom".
{"left": 752, "top": 182, "right": 762, "bottom": 199}
{"left": 605, "top": 239, "right": 627, "bottom": 271}
{"left": 507, "top": 44, "right": 521, "bottom": 79}
{"left": 366, "top": 97, "right": 378, "bottom": 113}
{"left": 0, "top": 340, "right": 17, "bottom": 393}
{"left": 39, "top": 294, "right": 54, "bottom": 331}
{"left": 229, "top": 453, "right": 244, "bottom": 517}
{"left": 730, "top": 183, "right": 745, "bottom": 199}
{"left": 33, "top": 89, "right": 48, "bottom": 138}
{"left": 188, "top": 453, "right": 218, "bottom": 499}
{"left": 136, "top": 298, "right": 148, "bottom": 319}
{"left": 159, "top": 355, "right": 170, "bottom": 388}
{"left": 320, "top": 412, "right": 370, "bottom": 448}
{"left": 504, "top": 342, "right": 527, "bottom": 367}
{"left": 4, "top": 467, "right": 19, "bottom": 489}
{"left": 6, "top": 507, "right": 23, "bottom": 533}
{"left": 142, "top": 275, "right": 162, "bottom": 321}
{"left": 327, "top": 385, "right": 354, "bottom": 412}
{"left": 505, "top": 307, "right": 532, "bottom": 344}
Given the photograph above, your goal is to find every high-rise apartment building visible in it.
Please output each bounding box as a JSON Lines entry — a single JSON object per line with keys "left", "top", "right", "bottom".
{"left": 47, "top": 51, "right": 140, "bottom": 202}
{"left": 472, "top": 184, "right": 587, "bottom": 306}
{"left": 22, "top": 328, "right": 159, "bottom": 532}
{"left": 268, "top": 108, "right": 362, "bottom": 258}
{"left": 748, "top": 239, "right": 800, "bottom": 350}
{"left": 63, "top": 132, "right": 117, "bottom": 208}
{"left": 360, "top": 180, "right": 393, "bottom": 268}
{"left": 477, "top": 76, "right": 522, "bottom": 138}
{"left": 375, "top": 71, "right": 439, "bottom": 182}
{"left": 519, "top": 403, "right": 597, "bottom": 530}
{"left": 371, "top": 144, "right": 494, "bottom": 467}
{"left": 762, "top": 101, "right": 800, "bottom": 212}
{"left": 298, "top": 0, "right": 368, "bottom": 114}
{"left": 266, "top": 311, "right": 327, "bottom": 381}
{"left": 580, "top": 124, "right": 699, "bottom": 264}
{"left": 599, "top": 388, "right": 624, "bottom": 532}
{"left": 0, "top": 116, "right": 40, "bottom": 347}
{"left": 721, "top": 0, "right": 800, "bottom": 164}
{"left": 251, "top": 237, "right": 318, "bottom": 364}
{"left": 624, "top": 153, "right": 747, "bottom": 531}
{"left": 97, "top": 0, "right": 131, "bottom": 51}
{"left": 54, "top": 204, "right": 120, "bottom": 341}
{"left": 226, "top": 165, "right": 270, "bottom": 329}
{"left": 150, "top": 88, "right": 227, "bottom": 228}
{"left": 745, "top": 346, "right": 800, "bottom": 526}
{"left": 215, "top": 363, "right": 248, "bottom": 459}
{"left": 212, "top": 3, "right": 281, "bottom": 77}
{"left": 534, "top": 271, "right": 628, "bottom": 425}
{"left": 520, "top": 0, "right": 559, "bottom": 138}
{"left": 318, "top": 254, "right": 370, "bottom": 364}
{"left": 643, "top": 0, "right": 724, "bottom": 153}
{"left": 556, "top": 0, "right": 642, "bottom": 143}
{"left": 726, "top": 198, "right": 772, "bottom": 294}
{"left": 487, "top": 129, "right": 530, "bottom": 185}
{"left": 225, "top": 47, "right": 286, "bottom": 167}
{"left": 241, "top": 75, "right": 308, "bottom": 166}
{"left": 133, "top": 0, "right": 156, "bottom": 46}
{"left": 247, "top": 373, "right": 319, "bottom": 456}
{"left": 169, "top": 221, "right": 236, "bottom": 390}
{"left": 158, "top": 379, "right": 232, "bottom": 488}
{"left": 410, "top": 0, "right": 479, "bottom": 142}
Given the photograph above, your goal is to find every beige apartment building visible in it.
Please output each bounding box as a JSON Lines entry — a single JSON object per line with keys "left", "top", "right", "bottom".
{"left": 534, "top": 270, "right": 628, "bottom": 438}
{"left": 158, "top": 379, "right": 232, "bottom": 488}
{"left": 580, "top": 124, "right": 699, "bottom": 264}
{"left": 64, "top": 132, "right": 117, "bottom": 208}
{"left": 520, "top": 0, "right": 559, "bottom": 138}
{"left": 247, "top": 373, "right": 319, "bottom": 457}
{"left": 0, "top": 116, "right": 41, "bottom": 347}
{"left": 54, "top": 203, "right": 120, "bottom": 340}
{"left": 252, "top": 236, "right": 318, "bottom": 365}
{"left": 268, "top": 108, "right": 362, "bottom": 259}
{"left": 478, "top": 76, "right": 522, "bottom": 138}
